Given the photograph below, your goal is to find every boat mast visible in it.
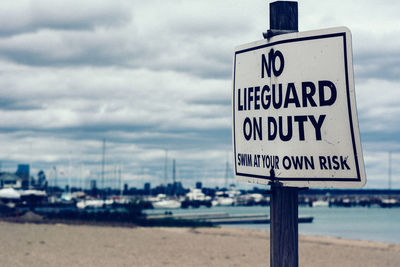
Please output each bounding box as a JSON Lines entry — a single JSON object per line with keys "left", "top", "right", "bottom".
{"left": 389, "top": 151, "right": 392, "bottom": 191}
{"left": 172, "top": 159, "right": 176, "bottom": 196}
{"left": 119, "top": 165, "right": 122, "bottom": 197}
{"left": 101, "top": 139, "right": 106, "bottom": 194}
{"left": 225, "top": 151, "right": 231, "bottom": 189}
{"left": 68, "top": 151, "right": 72, "bottom": 194}
{"left": 53, "top": 166, "right": 57, "bottom": 190}
{"left": 172, "top": 159, "right": 176, "bottom": 184}
{"left": 164, "top": 149, "right": 168, "bottom": 185}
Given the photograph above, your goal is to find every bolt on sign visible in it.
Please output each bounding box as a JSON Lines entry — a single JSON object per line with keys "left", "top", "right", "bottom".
{"left": 232, "top": 27, "right": 366, "bottom": 188}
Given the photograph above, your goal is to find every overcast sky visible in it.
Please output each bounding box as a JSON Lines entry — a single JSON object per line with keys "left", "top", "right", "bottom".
{"left": 0, "top": 0, "right": 399, "bottom": 189}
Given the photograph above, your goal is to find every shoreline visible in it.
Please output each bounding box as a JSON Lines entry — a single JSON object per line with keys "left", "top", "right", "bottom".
{"left": 222, "top": 224, "right": 400, "bottom": 246}
{"left": 1, "top": 221, "right": 399, "bottom": 266}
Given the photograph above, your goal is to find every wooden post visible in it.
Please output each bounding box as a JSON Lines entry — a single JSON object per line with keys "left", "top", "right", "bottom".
{"left": 266, "top": 2, "right": 299, "bottom": 267}
{"left": 270, "top": 1, "right": 298, "bottom": 33}
{"left": 270, "top": 184, "right": 299, "bottom": 267}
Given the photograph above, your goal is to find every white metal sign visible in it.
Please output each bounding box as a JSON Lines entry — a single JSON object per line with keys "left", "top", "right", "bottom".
{"left": 232, "top": 27, "right": 366, "bottom": 188}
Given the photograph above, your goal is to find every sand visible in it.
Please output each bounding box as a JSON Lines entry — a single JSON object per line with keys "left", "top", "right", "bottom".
{"left": 0, "top": 221, "right": 399, "bottom": 267}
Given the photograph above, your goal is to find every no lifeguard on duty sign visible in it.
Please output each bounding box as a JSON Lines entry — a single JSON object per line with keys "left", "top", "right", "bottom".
{"left": 232, "top": 27, "right": 366, "bottom": 188}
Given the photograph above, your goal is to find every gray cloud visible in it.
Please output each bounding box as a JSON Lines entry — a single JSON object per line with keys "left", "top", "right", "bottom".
{"left": 0, "top": 1, "right": 262, "bottom": 79}
{"left": 0, "top": 0, "right": 132, "bottom": 36}
{"left": 355, "top": 52, "right": 400, "bottom": 81}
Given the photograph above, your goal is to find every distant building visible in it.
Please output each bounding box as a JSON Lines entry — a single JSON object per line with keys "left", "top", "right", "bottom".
{"left": 0, "top": 172, "right": 23, "bottom": 188}
{"left": 174, "top": 181, "right": 186, "bottom": 195}
{"left": 166, "top": 181, "right": 185, "bottom": 196}
{"left": 37, "top": 170, "right": 48, "bottom": 190}
{"left": 144, "top": 182, "right": 151, "bottom": 195}
{"left": 123, "top": 183, "right": 128, "bottom": 195}
{"left": 15, "top": 164, "right": 31, "bottom": 188}
{"left": 16, "top": 164, "right": 29, "bottom": 178}
{"left": 196, "top": 181, "right": 202, "bottom": 189}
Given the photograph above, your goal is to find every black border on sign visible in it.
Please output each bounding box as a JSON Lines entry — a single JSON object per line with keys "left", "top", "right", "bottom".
{"left": 233, "top": 31, "right": 361, "bottom": 182}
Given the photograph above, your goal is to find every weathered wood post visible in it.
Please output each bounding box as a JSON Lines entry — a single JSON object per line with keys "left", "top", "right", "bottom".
{"left": 266, "top": 2, "right": 299, "bottom": 267}
{"left": 270, "top": 184, "right": 299, "bottom": 267}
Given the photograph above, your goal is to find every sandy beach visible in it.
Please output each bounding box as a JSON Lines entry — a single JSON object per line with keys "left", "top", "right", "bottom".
{"left": 0, "top": 221, "right": 399, "bottom": 267}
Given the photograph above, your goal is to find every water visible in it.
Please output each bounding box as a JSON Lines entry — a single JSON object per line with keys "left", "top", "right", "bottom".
{"left": 298, "top": 206, "right": 400, "bottom": 244}
{"left": 145, "top": 206, "right": 400, "bottom": 243}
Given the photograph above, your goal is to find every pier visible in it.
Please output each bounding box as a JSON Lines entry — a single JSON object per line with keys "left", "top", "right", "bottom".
{"left": 146, "top": 212, "right": 313, "bottom": 225}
